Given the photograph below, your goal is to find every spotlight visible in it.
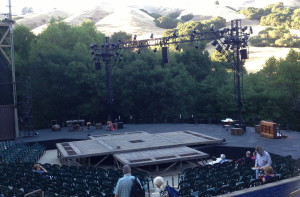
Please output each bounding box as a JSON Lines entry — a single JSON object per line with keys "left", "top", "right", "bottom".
{"left": 230, "top": 45, "right": 235, "bottom": 50}
{"left": 216, "top": 44, "right": 223, "bottom": 53}
{"left": 175, "top": 45, "right": 180, "bottom": 51}
{"left": 225, "top": 44, "right": 230, "bottom": 50}
{"left": 153, "top": 48, "right": 157, "bottom": 52}
{"left": 172, "top": 31, "right": 177, "bottom": 37}
{"left": 241, "top": 26, "right": 248, "bottom": 32}
{"left": 133, "top": 34, "right": 137, "bottom": 40}
{"left": 90, "top": 44, "right": 98, "bottom": 49}
{"left": 159, "top": 41, "right": 163, "bottom": 47}
{"left": 211, "top": 40, "right": 218, "bottom": 46}
{"left": 210, "top": 25, "right": 214, "bottom": 31}
{"left": 249, "top": 26, "right": 253, "bottom": 34}
{"left": 193, "top": 28, "right": 197, "bottom": 34}
{"left": 194, "top": 44, "right": 199, "bottom": 49}
{"left": 150, "top": 33, "right": 154, "bottom": 38}
{"left": 137, "top": 49, "right": 141, "bottom": 54}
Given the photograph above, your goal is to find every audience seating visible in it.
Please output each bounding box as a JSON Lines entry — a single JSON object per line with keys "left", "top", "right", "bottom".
{"left": 175, "top": 154, "right": 297, "bottom": 196}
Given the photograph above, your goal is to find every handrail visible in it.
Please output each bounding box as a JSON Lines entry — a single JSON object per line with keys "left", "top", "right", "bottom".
{"left": 24, "top": 189, "right": 43, "bottom": 197}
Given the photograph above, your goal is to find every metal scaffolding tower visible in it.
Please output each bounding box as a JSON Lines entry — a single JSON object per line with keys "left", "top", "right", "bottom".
{"left": 0, "top": 0, "right": 19, "bottom": 136}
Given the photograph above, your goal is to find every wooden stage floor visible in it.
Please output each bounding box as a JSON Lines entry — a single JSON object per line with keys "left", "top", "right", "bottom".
{"left": 56, "top": 130, "right": 222, "bottom": 170}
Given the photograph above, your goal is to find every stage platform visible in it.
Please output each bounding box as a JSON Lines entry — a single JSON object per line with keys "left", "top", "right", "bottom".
{"left": 56, "top": 130, "right": 221, "bottom": 170}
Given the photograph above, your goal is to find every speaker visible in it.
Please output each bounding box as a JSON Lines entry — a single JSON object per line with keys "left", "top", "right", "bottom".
{"left": 240, "top": 49, "right": 248, "bottom": 59}
{"left": 162, "top": 47, "right": 168, "bottom": 63}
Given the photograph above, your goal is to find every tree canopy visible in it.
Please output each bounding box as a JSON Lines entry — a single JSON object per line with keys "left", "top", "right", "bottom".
{"left": 13, "top": 18, "right": 300, "bottom": 131}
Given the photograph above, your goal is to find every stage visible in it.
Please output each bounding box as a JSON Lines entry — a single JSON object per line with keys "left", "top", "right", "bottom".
{"left": 56, "top": 130, "right": 222, "bottom": 172}
{"left": 15, "top": 123, "right": 300, "bottom": 161}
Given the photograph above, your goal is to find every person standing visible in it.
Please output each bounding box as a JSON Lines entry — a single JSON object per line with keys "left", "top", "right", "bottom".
{"left": 114, "top": 165, "right": 140, "bottom": 197}
{"left": 255, "top": 146, "right": 272, "bottom": 179}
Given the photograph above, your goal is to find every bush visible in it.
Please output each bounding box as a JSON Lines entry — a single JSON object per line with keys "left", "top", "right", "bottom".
{"left": 154, "top": 17, "right": 180, "bottom": 29}
{"left": 181, "top": 14, "right": 194, "bottom": 22}
{"left": 167, "top": 11, "right": 181, "bottom": 19}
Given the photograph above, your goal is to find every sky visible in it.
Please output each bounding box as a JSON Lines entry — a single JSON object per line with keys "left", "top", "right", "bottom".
{"left": 1, "top": 0, "right": 297, "bottom": 16}
{"left": 1, "top": 0, "right": 182, "bottom": 15}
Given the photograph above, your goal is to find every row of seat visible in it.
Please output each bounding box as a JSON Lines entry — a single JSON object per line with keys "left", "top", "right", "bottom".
{"left": 177, "top": 155, "right": 298, "bottom": 196}
{"left": 0, "top": 142, "right": 45, "bottom": 163}
{"left": 0, "top": 161, "right": 150, "bottom": 197}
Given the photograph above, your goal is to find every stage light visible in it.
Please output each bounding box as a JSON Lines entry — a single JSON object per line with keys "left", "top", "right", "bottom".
{"left": 192, "top": 28, "right": 197, "bottom": 34}
{"left": 153, "top": 48, "right": 157, "bottom": 52}
{"left": 195, "top": 44, "right": 199, "bottom": 48}
{"left": 150, "top": 33, "right": 154, "bottom": 38}
{"left": 241, "top": 26, "right": 248, "bottom": 32}
{"left": 225, "top": 44, "right": 230, "bottom": 50}
{"left": 137, "top": 49, "right": 141, "bottom": 54}
{"left": 249, "top": 26, "right": 253, "bottom": 34}
{"left": 211, "top": 40, "right": 218, "bottom": 46}
{"left": 90, "top": 44, "right": 98, "bottom": 49}
{"left": 210, "top": 25, "right": 214, "bottom": 31}
{"left": 216, "top": 44, "right": 223, "bottom": 53}
{"left": 133, "top": 34, "right": 137, "bottom": 40}
{"left": 175, "top": 45, "right": 180, "bottom": 51}
{"left": 172, "top": 31, "right": 177, "bottom": 37}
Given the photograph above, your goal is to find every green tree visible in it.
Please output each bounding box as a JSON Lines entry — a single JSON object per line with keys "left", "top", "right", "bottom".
{"left": 26, "top": 21, "right": 105, "bottom": 127}
{"left": 154, "top": 16, "right": 180, "bottom": 29}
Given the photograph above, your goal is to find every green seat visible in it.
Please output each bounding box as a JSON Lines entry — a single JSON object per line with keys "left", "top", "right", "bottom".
{"left": 11, "top": 188, "right": 25, "bottom": 197}
{"left": 73, "top": 188, "right": 89, "bottom": 197}
{"left": 89, "top": 189, "right": 104, "bottom": 197}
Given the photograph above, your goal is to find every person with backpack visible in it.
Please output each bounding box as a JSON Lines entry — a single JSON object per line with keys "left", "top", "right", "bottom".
{"left": 114, "top": 165, "right": 143, "bottom": 197}
{"left": 154, "top": 176, "right": 180, "bottom": 197}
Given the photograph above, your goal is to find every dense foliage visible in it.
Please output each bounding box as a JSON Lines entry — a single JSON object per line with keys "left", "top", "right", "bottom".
{"left": 240, "top": 2, "right": 300, "bottom": 30}
{"left": 250, "top": 27, "right": 300, "bottom": 47}
{"left": 13, "top": 20, "right": 300, "bottom": 131}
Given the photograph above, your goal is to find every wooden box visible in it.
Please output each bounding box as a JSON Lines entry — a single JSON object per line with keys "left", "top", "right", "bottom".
{"left": 231, "top": 128, "right": 244, "bottom": 135}
{"left": 260, "top": 121, "right": 278, "bottom": 139}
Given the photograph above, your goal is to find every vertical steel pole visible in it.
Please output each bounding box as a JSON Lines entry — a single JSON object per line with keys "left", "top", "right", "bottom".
{"left": 104, "top": 37, "right": 113, "bottom": 121}
{"left": 8, "top": 0, "right": 19, "bottom": 136}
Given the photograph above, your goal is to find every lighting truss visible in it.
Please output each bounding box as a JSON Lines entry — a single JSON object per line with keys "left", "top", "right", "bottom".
{"left": 90, "top": 19, "right": 252, "bottom": 128}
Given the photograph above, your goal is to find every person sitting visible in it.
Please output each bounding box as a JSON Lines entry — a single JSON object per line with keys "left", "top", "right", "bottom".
{"left": 107, "top": 120, "right": 116, "bottom": 131}
{"left": 208, "top": 156, "right": 220, "bottom": 165}
{"left": 32, "top": 163, "right": 47, "bottom": 175}
{"left": 252, "top": 152, "right": 256, "bottom": 160}
{"left": 236, "top": 151, "right": 253, "bottom": 165}
{"left": 260, "top": 166, "right": 275, "bottom": 183}
{"left": 219, "top": 154, "right": 229, "bottom": 164}
{"left": 154, "top": 176, "right": 179, "bottom": 197}
{"left": 154, "top": 176, "right": 169, "bottom": 196}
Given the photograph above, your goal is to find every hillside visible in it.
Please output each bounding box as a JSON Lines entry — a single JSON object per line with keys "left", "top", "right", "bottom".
{"left": 12, "top": 0, "right": 300, "bottom": 72}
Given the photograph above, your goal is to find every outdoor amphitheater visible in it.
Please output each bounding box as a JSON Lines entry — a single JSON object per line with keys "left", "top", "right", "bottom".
{"left": 0, "top": 122, "right": 300, "bottom": 197}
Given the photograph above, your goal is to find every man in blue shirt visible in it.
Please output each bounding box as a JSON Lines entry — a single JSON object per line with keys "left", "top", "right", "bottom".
{"left": 114, "top": 165, "right": 141, "bottom": 197}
